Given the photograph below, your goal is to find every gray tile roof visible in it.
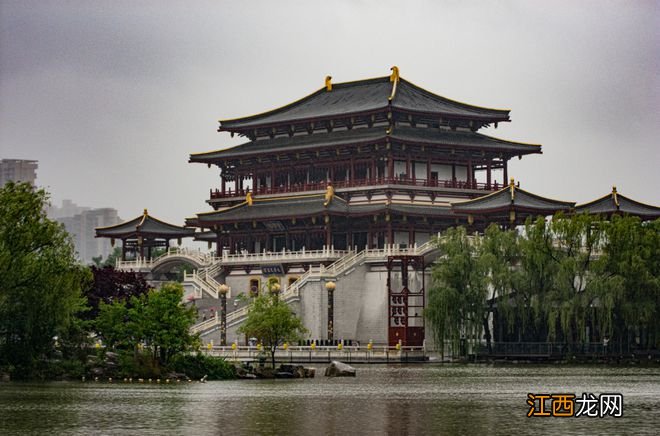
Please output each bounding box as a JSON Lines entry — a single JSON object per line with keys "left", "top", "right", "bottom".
{"left": 576, "top": 189, "right": 660, "bottom": 220}
{"left": 190, "top": 126, "right": 540, "bottom": 162}
{"left": 96, "top": 211, "right": 195, "bottom": 239}
{"left": 451, "top": 184, "right": 574, "bottom": 214}
{"left": 195, "top": 194, "right": 454, "bottom": 224}
{"left": 219, "top": 77, "right": 509, "bottom": 130}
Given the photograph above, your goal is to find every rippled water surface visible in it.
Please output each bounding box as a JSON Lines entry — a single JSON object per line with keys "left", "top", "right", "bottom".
{"left": 1, "top": 365, "right": 658, "bottom": 435}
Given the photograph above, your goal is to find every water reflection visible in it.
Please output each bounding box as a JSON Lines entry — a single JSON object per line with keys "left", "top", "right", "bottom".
{"left": 1, "top": 365, "right": 658, "bottom": 435}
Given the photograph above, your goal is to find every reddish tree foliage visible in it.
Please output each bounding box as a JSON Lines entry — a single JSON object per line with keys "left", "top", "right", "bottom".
{"left": 82, "top": 266, "right": 152, "bottom": 320}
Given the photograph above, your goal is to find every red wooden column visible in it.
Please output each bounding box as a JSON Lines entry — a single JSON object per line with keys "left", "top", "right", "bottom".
{"left": 426, "top": 157, "right": 431, "bottom": 185}
{"left": 387, "top": 219, "right": 393, "bottom": 246}
{"left": 371, "top": 158, "right": 377, "bottom": 182}
{"left": 503, "top": 158, "right": 508, "bottom": 185}
{"left": 387, "top": 153, "right": 394, "bottom": 180}
{"left": 271, "top": 165, "right": 275, "bottom": 189}
{"left": 221, "top": 175, "right": 226, "bottom": 195}
{"left": 406, "top": 156, "right": 411, "bottom": 181}
{"left": 451, "top": 164, "right": 456, "bottom": 187}
{"left": 467, "top": 159, "right": 473, "bottom": 188}
{"left": 349, "top": 157, "right": 354, "bottom": 183}
{"left": 325, "top": 215, "right": 332, "bottom": 247}
{"left": 486, "top": 162, "right": 492, "bottom": 189}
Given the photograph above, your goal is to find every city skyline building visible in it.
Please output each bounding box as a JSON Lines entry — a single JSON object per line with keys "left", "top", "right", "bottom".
{"left": 0, "top": 159, "right": 38, "bottom": 187}
{"left": 58, "top": 207, "right": 122, "bottom": 264}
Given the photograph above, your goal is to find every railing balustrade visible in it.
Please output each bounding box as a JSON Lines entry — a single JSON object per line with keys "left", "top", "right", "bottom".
{"left": 210, "top": 177, "right": 500, "bottom": 200}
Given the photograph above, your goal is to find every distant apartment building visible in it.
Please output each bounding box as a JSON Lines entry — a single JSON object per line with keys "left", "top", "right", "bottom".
{"left": 47, "top": 199, "right": 91, "bottom": 219}
{"left": 0, "top": 159, "right": 38, "bottom": 186}
{"left": 57, "top": 208, "right": 122, "bottom": 264}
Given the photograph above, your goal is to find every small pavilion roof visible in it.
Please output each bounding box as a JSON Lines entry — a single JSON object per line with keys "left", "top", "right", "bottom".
{"left": 219, "top": 74, "right": 510, "bottom": 132}
{"left": 96, "top": 209, "right": 195, "bottom": 239}
{"left": 190, "top": 126, "right": 540, "bottom": 163}
{"left": 451, "top": 180, "right": 574, "bottom": 216}
{"left": 575, "top": 187, "right": 660, "bottom": 220}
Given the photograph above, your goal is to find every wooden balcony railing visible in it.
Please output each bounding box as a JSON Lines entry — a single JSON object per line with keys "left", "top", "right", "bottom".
{"left": 210, "top": 178, "right": 501, "bottom": 200}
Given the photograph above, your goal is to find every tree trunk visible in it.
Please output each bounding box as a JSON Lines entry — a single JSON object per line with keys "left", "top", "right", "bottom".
{"left": 482, "top": 315, "right": 492, "bottom": 355}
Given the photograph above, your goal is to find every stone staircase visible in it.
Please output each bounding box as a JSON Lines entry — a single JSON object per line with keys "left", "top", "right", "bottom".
{"left": 190, "top": 237, "right": 441, "bottom": 338}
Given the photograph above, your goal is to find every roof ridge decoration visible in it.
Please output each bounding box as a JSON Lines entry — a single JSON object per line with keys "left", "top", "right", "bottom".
{"left": 510, "top": 178, "right": 516, "bottom": 201}
{"left": 323, "top": 184, "right": 335, "bottom": 207}
{"left": 612, "top": 185, "right": 619, "bottom": 208}
{"left": 388, "top": 66, "right": 400, "bottom": 101}
{"left": 138, "top": 208, "right": 149, "bottom": 227}
{"left": 325, "top": 76, "right": 332, "bottom": 92}
{"left": 246, "top": 191, "right": 253, "bottom": 206}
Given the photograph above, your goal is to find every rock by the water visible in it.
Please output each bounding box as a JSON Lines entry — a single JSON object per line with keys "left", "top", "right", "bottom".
{"left": 254, "top": 367, "right": 276, "bottom": 379}
{"left": 324, "top": 361, "right": 356, "bottom": 377}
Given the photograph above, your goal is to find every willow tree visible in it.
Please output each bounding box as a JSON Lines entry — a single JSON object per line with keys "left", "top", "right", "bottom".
{"left": 0, "top": 182, "right": 90, "bottom": 376}
{"left": 480, "top": 224, "right": 520, "bottom": 353}
{"left": 600, "top": 216, "right": 660, "bottom": 350}
{"left": 426, "top": 227, "right": 488, "bottom": 357}
{"left": 544, "top": 213, "right": 609, "bottom": 344}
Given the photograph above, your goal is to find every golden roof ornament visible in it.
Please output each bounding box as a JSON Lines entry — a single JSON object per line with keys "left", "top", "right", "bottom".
{"left": 323, "top": 184, "right": 335, "bottom": 206}
{"left": 388, "top": 66, "right": 400, "bottom": 101}
{"left": 612, "top": 185, "right": 619, "bottom": 207}
{"left": 509, "top": 178, "right": 516, "bottom": 201}
{"left": 390, "top": 66, "right": 400, "bottom": 82}
{"left": 246, "top": 191, "right": 253, "bottom": 206}
{"left": 325, "top": 76, "right": 332, "bottom": 91}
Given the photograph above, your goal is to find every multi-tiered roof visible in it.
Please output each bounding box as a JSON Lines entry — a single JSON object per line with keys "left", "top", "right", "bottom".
{"left": 191, "top": 68, "right": 540, "bottom": 176}
{"left": 187, "top": 68, "right": 552, "bottom": 252}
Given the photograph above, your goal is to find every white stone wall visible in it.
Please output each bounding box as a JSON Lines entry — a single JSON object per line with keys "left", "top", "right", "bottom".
{"left": 197, "top": 256, "right": 436, "bottom": 347}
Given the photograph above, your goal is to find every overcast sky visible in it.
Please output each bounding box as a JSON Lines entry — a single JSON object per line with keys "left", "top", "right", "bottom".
{"left": 1, "top": 0, "right": 659, "bottom": 228}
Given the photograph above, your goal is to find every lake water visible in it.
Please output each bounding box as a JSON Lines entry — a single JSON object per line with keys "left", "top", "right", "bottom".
{"left": 1, "top": 364, "right": 658, "bottom": 435}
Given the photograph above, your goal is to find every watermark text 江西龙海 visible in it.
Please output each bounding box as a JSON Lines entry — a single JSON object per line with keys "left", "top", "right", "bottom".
{"left": 527, "top": 393, "right": 623, "bottom": 417}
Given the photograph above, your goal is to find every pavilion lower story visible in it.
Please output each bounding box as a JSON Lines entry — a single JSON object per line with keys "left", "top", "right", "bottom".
{"left": 198, "top": 211, "right": 462, "bottom": 255}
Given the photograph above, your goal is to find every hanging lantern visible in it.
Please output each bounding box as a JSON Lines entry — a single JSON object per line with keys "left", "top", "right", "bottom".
{"left": 177, "top": 238, "right": 182, "bottom": 246}
{"left": 468, "top": 215, "right": 474, "bottom": 225}
{"left": 509, "top": 210, "right": 516, "bottom": 223}
{"left": 110, "top": 238, "right": 115, "bottom": 247}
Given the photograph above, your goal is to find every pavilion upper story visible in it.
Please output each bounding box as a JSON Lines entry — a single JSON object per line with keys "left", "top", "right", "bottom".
{"left": 190, "top": 68, "right": 542, "bottom": 208}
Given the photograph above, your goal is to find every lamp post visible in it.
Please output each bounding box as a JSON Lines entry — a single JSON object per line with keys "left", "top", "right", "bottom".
{"left": 218, "top": 283, "right": 230, "bottom": 346}
{"left": 326, "top": 281, "right": 336, "bottom": 342}
{"left": 269, "top": 281, "right": 281, "bottom": 300}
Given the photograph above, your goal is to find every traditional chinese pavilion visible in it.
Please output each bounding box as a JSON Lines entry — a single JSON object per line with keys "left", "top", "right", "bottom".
{"left": 189, "top": 67, "right": 547, "bottom": 254}
{"left": 96, "top": 209, "right": 195, "bottom": 260}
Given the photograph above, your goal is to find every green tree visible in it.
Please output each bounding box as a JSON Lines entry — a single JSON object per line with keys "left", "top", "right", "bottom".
{"left": 480, "top": 224, "right": 520, "bottom": 353}
{"left": 92, "top": 246, "right": 122, "bottom": 267}
{"left": 600, "top": 216, "right": 660, "bottom": 350}
{"left": 0, "top": 182, "right": 90, "bottom": 376}
{"left": 238, "top": 280, "right": 307, "bottom": 368}
{"left": 425, "top": 227, "right": 488, "bottom": 358}
{"left": 137, "top": 283, "right": 198, "bottom": 365}
{"left": 96, "top": 282, "right": 198, "bottom": 367}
